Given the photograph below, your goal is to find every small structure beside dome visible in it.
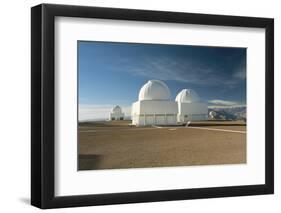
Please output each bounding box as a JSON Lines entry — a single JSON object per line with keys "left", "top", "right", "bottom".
{"left": 109, "top": 105, "right": 124, "bottom": 121}
{"left": 209, "top": 111, "right": 217, "bottom": 120}
{"left": 175, "top": 89, "right": 208, "bottom": 123}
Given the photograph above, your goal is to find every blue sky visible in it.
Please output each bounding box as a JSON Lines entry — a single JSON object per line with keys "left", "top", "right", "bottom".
{"left": 78, "top": 41, "right": 246, "bottom": 121}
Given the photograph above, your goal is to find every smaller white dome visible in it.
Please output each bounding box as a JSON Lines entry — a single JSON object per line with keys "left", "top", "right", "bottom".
{"left": 175, "top": 89, "right": 200, "bottom": 103}
{"left": 138, "top": 80, "right": 171, "bottom": 101}
{"left": 111, "top": 105, "right": 122, "bottom": 113}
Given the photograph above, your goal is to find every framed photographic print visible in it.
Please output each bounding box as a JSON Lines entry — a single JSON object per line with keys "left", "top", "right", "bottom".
{"left": 31, "top": 4, "right": 274, "bottom": 209}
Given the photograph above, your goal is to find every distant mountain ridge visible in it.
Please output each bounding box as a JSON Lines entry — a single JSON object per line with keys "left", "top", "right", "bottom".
{"left": 208, "top": 106, "right": 246, "bottom": 121}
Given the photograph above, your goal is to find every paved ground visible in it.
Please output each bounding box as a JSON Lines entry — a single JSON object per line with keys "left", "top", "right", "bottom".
{"left": 78, "top": 120, "right": 246, "bottom": 170}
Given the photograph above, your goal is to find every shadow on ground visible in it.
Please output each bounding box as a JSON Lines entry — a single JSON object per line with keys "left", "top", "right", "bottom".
{"left": 78, "top": 154, "right": 103, "bottom": 170}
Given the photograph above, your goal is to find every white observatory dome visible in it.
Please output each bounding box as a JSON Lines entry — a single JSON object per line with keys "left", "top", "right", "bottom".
{"left": 138, "top": 80, "right": 171, "bottom": 101}
{"left": 111, "top": 105, "right": 122, "bottom": 113}
{"left": 175, "top": 89, "right": 200, "bottom": 103}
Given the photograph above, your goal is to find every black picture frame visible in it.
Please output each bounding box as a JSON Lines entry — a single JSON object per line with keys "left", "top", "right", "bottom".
{"left": 31, "top": 3, "right": 274, "bottom": 209}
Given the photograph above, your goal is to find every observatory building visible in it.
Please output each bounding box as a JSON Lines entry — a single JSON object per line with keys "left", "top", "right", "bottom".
{"left": 131, "top": 80, "right": 208, "bottom": 126}
{"left": 109, "top": 105, "right": 124, "bottom": 120}
{"left": 131, "top": 80, "right": 178, "bottom": 126}
{"left": 175, "top": 89, "right": 208, "bottom": 122}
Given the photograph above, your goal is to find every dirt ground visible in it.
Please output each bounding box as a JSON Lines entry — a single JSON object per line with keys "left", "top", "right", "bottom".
{"left": 78, "top": 120, "right": 246, "bottom": 170}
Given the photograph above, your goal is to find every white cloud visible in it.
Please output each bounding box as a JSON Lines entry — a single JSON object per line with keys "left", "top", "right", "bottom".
{"left": 118, "top": 56, "right": 245, "bottom": 88}
{"left": 208, "top": 99, "right": 238, "bottom": 106}
{"left": 79, "top": 104, "right": 131, "bottom": 121}
{"left": 127, "top": 57, "right": 220, "bottom": 85}
{"left": 233, "top": 68, "right": 246, "bottom": 80}
{"left": 208, "top": 105, "right": 246, "bottom": 109}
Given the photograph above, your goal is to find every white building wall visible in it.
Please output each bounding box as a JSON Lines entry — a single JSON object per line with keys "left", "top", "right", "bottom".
{"left": 109, "top": 112, "right": 124, "bottom": 120}
{"left": 167, "top": 115, "right": 177, "bottom": 124}
{"left": 138, "top": 100, "right": 178, "bottom": 114}
{"left": 177, "top": 102, "right": 208, "bottom": 122}
{"left": 131, "top": 100, "right": 178, "bottom": 126}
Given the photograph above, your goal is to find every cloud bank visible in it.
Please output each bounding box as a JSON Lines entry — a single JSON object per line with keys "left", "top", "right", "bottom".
{"left": 208, "top": 99, "right": 246, "bottom": 108}
{"left": 208, "top": 99, "right": 238, "bottom": 106}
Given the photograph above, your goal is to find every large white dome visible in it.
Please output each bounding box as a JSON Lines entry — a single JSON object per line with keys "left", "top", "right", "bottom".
{"left": 138, "top": 80, "right": 171, "bottom": 101}
{"left": 111, "top": 105, "right": 122, "bottom": 113}
{"left": 175, "top": 89, "right": 200, "bottom": 103}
